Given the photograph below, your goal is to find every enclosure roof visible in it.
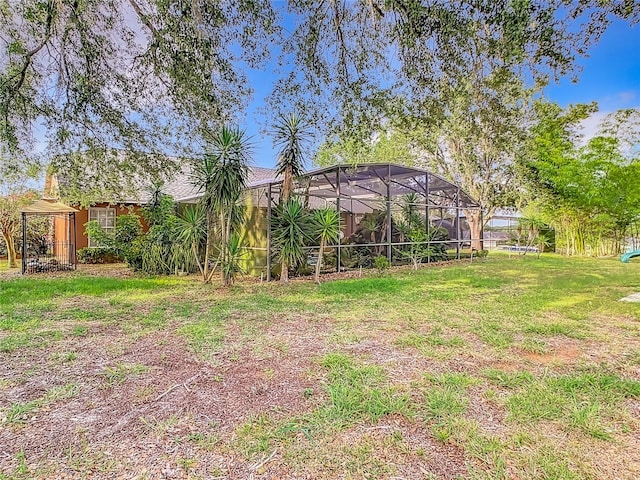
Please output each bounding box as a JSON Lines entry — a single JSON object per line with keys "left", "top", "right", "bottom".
{"left": 251, "top": 162, "right": 480, "bottom": 208}
{"left": 21, "top": 199, "right": 79, "bottom": 214}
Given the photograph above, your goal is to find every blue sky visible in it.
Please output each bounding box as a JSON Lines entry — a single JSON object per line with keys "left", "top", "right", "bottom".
{"left": 543, "top": 19, "right": 639, "bottom": 112}
{"left": 246, "top": 18, "right": 640, "bottom": 169}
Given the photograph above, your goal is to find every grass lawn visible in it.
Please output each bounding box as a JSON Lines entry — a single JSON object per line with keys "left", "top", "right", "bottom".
{"left": 1, "top": 254, "right": 640, "bottom": 479}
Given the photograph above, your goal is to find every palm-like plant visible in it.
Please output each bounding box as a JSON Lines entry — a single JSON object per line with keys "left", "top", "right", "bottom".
{"left": 517, "top": 217, "right": 546, "bottom": 257}
{"left": 535, "top": 232, "right": 552, "bottom": 259}
{"left": 401, "top": 193, "right": 424, "bottom": 230}
{"left": 191, "top": 126, "right": 252, "bottom": 284}
{"left": 360, "top": 214, "right": 381, "bottom": 244}
{"left": 272, "top": 112, "right": 313, "bottom": 203}
{"left": 175, "top": 205, "right": 207, "bottom": 277}
{"left": 221, "top": 232, "right": 247, "bottom": 286}
{"left": 312, "top": 208, "right": 341, "bottom": 284}
{"left": 271, "top": 112, "right": 313, "bottom": 283}
{"left": 271, "top": 199, "right": 312, "bottom": 283}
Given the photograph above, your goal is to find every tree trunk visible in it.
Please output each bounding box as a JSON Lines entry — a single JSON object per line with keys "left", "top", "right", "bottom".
{"left": 192, "top": 241, "right": 204, "bottom": 277}
{"left": 280, "top": 165, "right": 293, "bottom": 284}
{"left": 378, "top": 218, "right": 387, "bottom": 256}
{"left": 2, "top": 231, "right": 17, "bottom": 269}
{"left": 315, "top": 237, "right": 325, "bottom": 284}
{"left": 466, "top": 211, "right": 483, "bottom": 251}
{"left": 282, "top": 167, "right": 293, "bottom": 204}
{"left": 221, "top": 211, "right": 229, "bottom": 286}
{"left": 203, "top": 211, "right": 214, "bottom": 283}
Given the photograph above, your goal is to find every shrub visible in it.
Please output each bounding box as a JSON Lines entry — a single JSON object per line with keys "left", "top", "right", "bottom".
{"left": 425, "top": 226, "right": 449, "bottom": 261}
{"left": 76, "top": 247, "right": 119, "bottom": 264}
{"left": 220, "top": 233, "right": 247, "bottom": 286}
{"left": 374, "top": 255, "right": 390, "bottom": 274}
{"left": 84, "top": 213, "right": 144, "bottom": 267}
{"left": 82, "top": 200, "right": 198, "bottom": 275}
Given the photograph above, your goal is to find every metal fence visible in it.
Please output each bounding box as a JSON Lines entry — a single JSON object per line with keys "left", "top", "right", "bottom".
{"left": 22, "top": 240, "right": 76, "bottom": 274}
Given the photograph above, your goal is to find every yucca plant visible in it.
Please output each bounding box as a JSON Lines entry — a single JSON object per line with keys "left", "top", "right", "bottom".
{"left": 271, "top": 199, "right": 312, "bottom": 283}
{"left": 360, "top": 215, "right": 380, "bottom": 244}
{"left": 191, "top": 126, "right": 252, "bottom": 284}
{"left": 272, "top": 112, "right": 313, "bottom": 283}
{"left": 220, "top": 232, "right": 246, "bottom": 286}
{"left": 312, "top": 208, "right": 341, "bottom": 283}
{"left": 535, "top": 232, "right": 553, "bottom": 259}
{"left": 272, "top": 112, "right": 313, "bottom": 203}
{"left": 401, "top": 193, "right": 423, "bottom": 230}
{"left": 175, "top": 205, "right": 207, "bottom": 276}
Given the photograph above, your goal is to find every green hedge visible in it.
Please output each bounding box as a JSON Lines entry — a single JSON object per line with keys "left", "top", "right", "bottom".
{"left": 76, "top": 247, "right": 120, "bottom": 264}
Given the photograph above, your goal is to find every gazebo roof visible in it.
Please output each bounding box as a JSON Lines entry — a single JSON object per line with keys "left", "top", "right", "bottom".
{"left": 21, "top": 199, "right": 79, "bottom": 215}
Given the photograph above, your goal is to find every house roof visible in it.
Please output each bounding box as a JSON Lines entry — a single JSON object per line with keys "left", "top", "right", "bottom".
{"left": 488, "top": 208, "right": 522, "bottom": 220}
{"left": 174, "top": 165, "right": 278, "bottom": 203}
{"left": 121, "top": 164, "right": 280, "bottom": 203}
{"left": 51, "top": 156, "right": 480, "bottom": 211}
{"left": 50, "top": 160, "right": 279, "bottom": 205}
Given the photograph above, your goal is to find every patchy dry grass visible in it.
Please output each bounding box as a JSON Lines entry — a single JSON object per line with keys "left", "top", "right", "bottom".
{"left": 1, "top": 254, "right": 640, "bottom": 479}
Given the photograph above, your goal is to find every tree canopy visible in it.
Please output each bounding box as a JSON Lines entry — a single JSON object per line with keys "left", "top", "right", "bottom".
{"left": 520, "top": 103, "right": 640, "bottom": 256}
{"left": 2, "top": 1, "right": 638, "bottom": 200}
{"left": 1, "top": 0, "right": 275, "bottom": 186}
{"left": 272, "top": 0, "right": 638, "bottom": 137}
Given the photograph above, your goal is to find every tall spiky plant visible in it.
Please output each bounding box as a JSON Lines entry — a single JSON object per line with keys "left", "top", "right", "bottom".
{"left": 175, "top": 204, "right": 207, "bottom": 277}
{"left": 271, "top": 112, "right": 313, "bottom": 282}
{"left": 271, "top": 199, "right": 312, "bottom": 283}
{"left": 312, "top": 208, "right": 341, "bottom": 284}
{"left": 191, "top": 126, "right": 252, "bottom": 284}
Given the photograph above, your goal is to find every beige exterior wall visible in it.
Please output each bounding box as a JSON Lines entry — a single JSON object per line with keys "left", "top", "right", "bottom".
{"left": 240, "top": 202, "right": 268, "bottom": 276}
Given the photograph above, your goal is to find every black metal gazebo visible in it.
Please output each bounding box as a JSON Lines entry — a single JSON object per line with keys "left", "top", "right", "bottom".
{"left": 20, "top": 199, "right": 78, "bottom": 274}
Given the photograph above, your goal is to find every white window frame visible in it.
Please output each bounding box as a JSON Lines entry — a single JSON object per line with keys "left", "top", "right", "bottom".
{"left": 88, "top": 207, "right": 116, "bottom": 247}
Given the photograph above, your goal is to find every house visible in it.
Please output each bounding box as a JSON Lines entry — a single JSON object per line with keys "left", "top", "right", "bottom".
{"left": 44, "top": 162, "right": 482, "bottom": 277}
{"left": 44, "top": 163, "right": 277, "bottom": 252}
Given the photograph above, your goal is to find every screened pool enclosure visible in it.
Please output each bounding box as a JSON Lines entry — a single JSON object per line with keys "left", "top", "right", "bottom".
{"left": 241, "top": 163, "right": 482, "bottom": 280}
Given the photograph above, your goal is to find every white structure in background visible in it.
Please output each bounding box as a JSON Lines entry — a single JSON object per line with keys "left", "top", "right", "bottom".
{"left": 484, "top": 209, "right": 522, "bottom": 250}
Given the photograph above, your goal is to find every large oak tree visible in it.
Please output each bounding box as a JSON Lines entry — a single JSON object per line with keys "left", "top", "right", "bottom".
{"left": 3, "top": 0, "right": 638, "bottom": 207}
{"left": 300, "top": 1, "right": 638, "bottom": 248}
{"left": 1, "top": 0, "right": 276, "bottom": 200}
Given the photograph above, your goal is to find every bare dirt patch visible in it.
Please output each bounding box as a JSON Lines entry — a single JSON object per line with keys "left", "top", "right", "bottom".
{"left": 521, "top": 345, "right": 581, "bottom": 365}
{"left": 0, "top": 320, "right": 326, "bottom": 478}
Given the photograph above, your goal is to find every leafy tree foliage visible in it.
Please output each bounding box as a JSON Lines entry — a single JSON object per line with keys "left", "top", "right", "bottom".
{"left": 521, "top": 104, "right": 640, "bottom": 256}
{"left": 0, "top": 190, "right": 38, "bottom": 268}
{"left": 304, "top": 2, "right": 637, "bottom": 253}
{"left": 273, "top": 0, "right": 638, "bottom": 137}
{"left": 4, "top": 1, "right": 636, "bottom": 190}
{"left": 316, "top": 130, "right": 415, "bottom": 167}
{"left": 1, "top": 0, "right": 275, "bottom": 192}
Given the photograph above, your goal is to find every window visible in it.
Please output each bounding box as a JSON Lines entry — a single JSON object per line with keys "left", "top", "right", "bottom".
{"left": 88, "top": 207, "right": 116, "bottom": 247}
